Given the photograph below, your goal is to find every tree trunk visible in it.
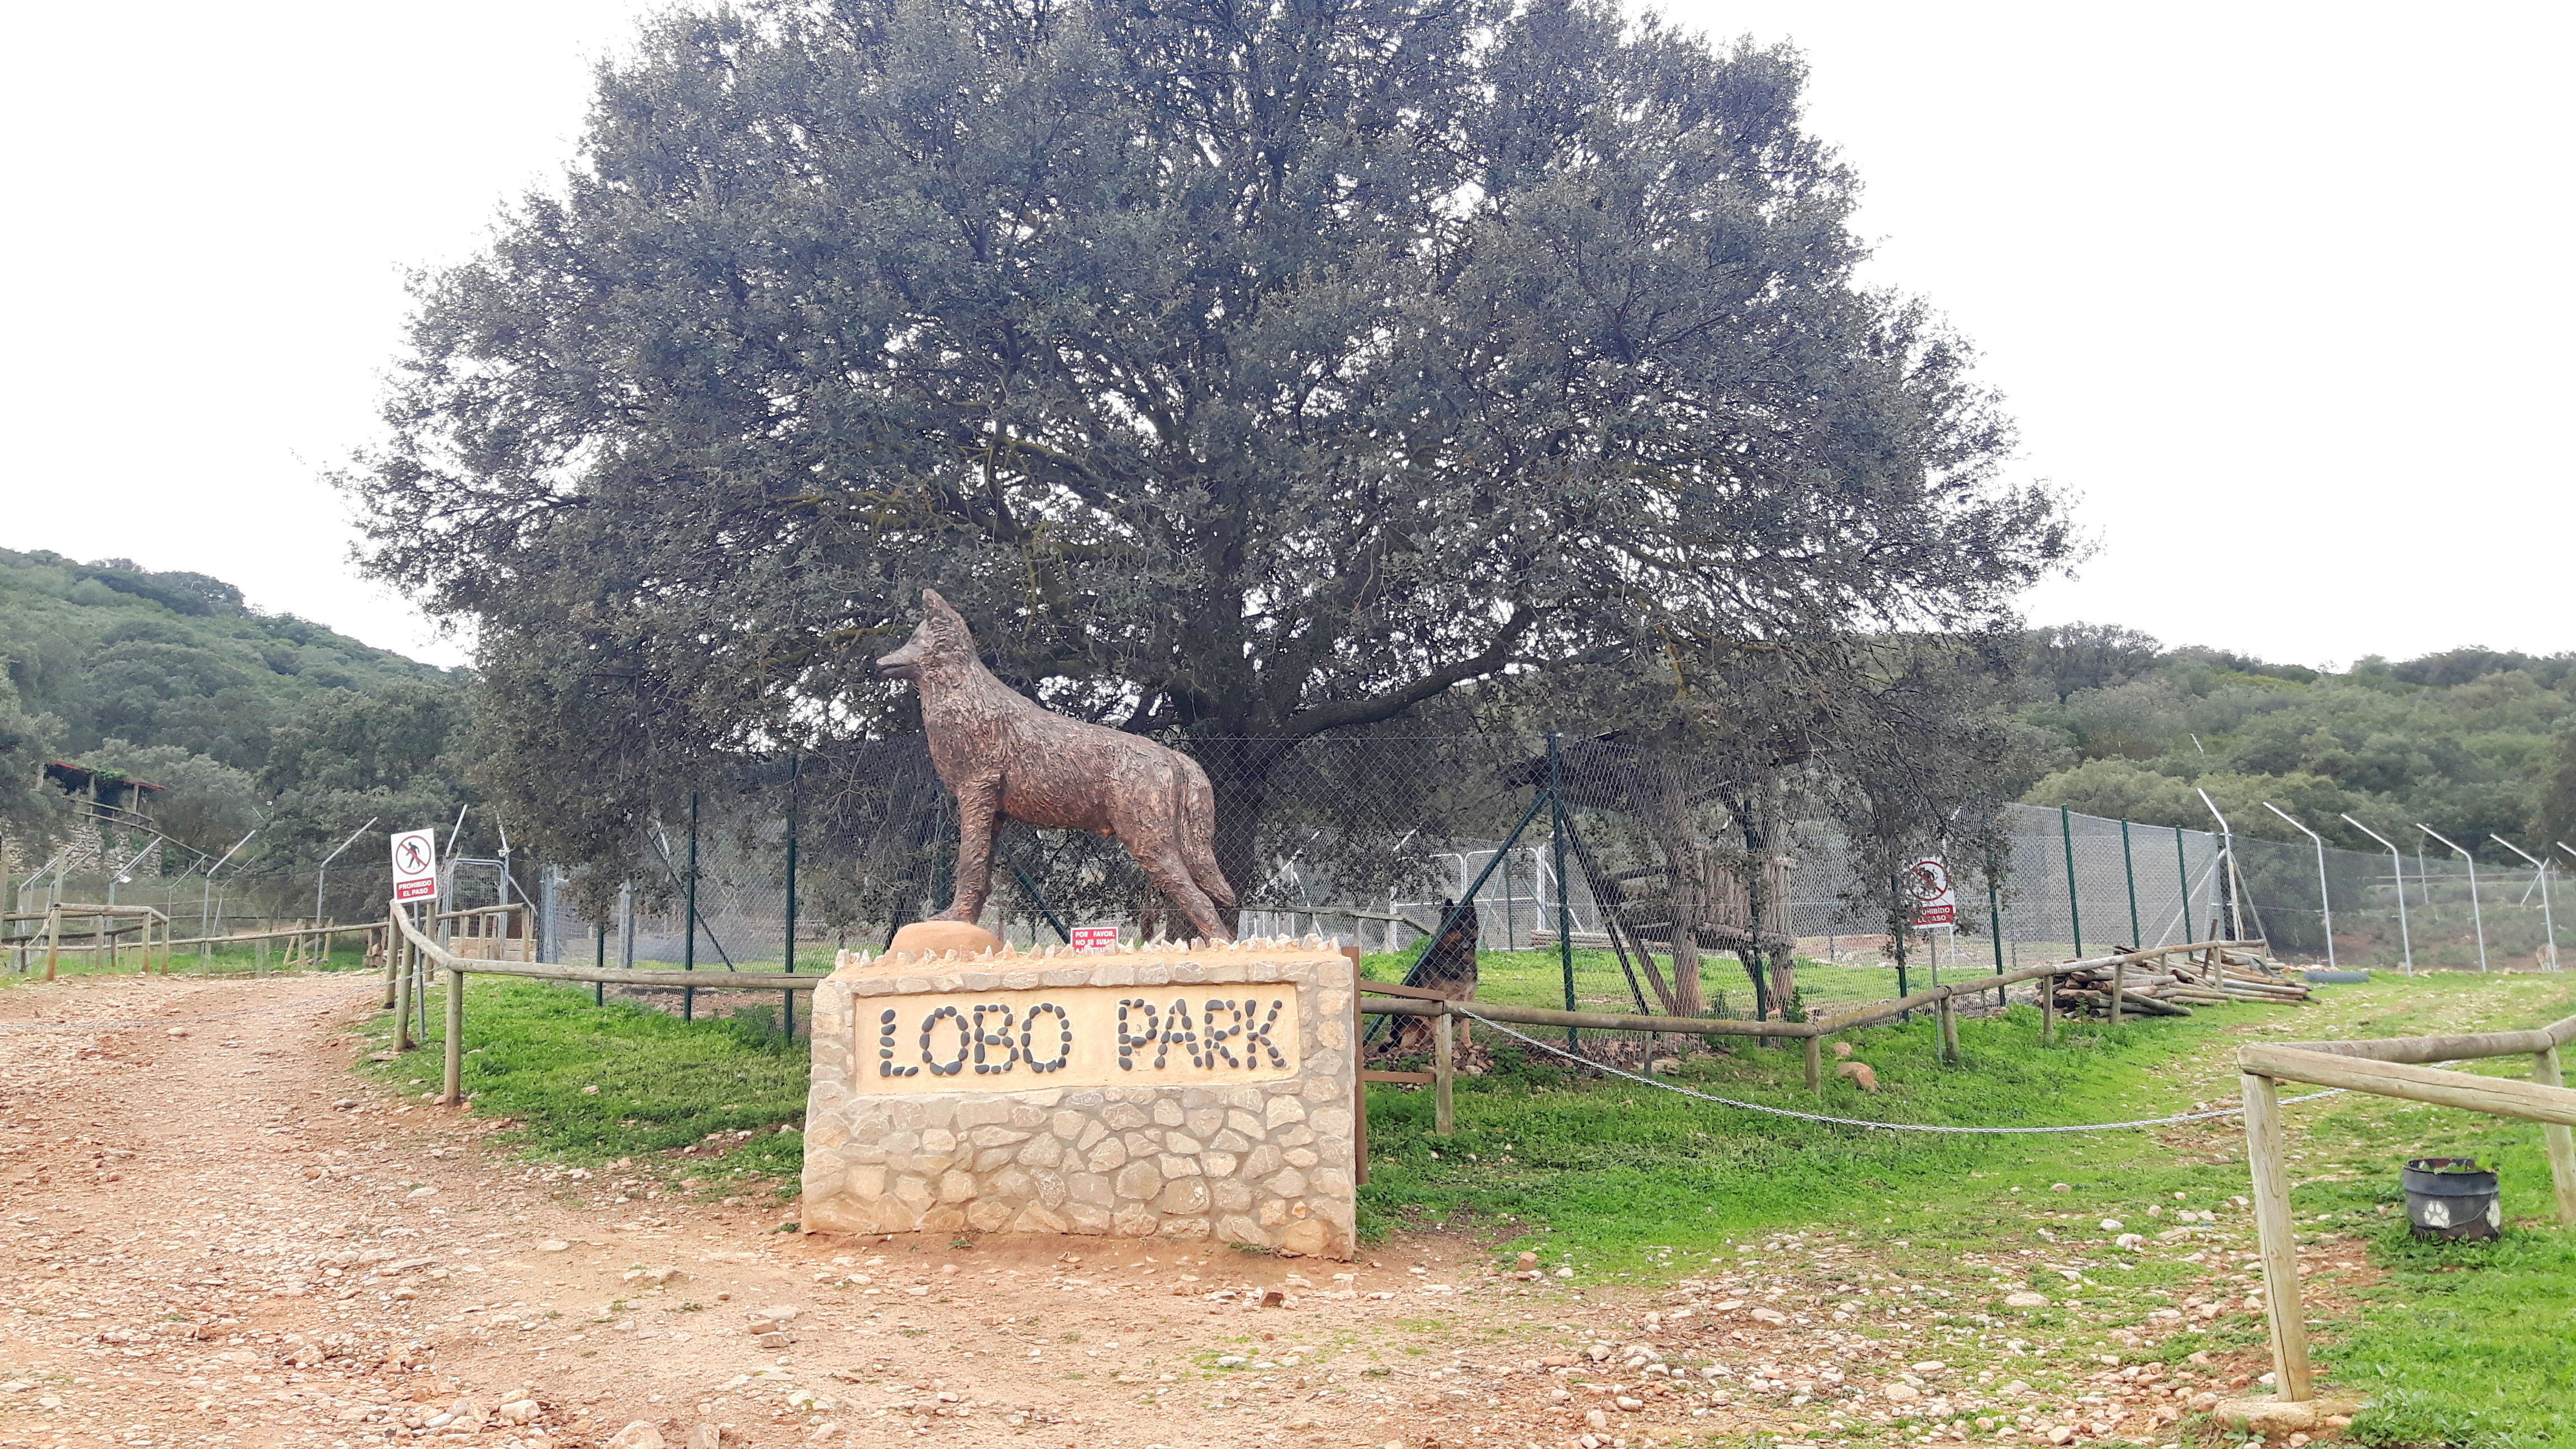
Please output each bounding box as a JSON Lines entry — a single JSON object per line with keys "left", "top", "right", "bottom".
{"left": 1193, "top": 737, "right": 1299, "bottom": 938}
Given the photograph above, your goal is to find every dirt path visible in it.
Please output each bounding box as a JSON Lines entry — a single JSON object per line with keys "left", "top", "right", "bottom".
{"left": 0, "top": 974, "right": 2282, "bottom": 1449}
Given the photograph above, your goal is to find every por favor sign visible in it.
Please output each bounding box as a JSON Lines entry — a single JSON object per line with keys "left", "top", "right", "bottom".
{"left": 801, "top": 937, "right": 1357, "bottom": 1257}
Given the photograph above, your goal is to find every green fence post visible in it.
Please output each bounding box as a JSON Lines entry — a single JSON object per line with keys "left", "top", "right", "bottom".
{"left": 684, "top": 791, "right": 699, "bottom": 1022}
{"left": 1989, "top": 871, "right": 2006, "bottom": 1008}
{"left": 1548, "top": 733, "right": 1576, "bottom": 1051}
{"left": 783, "top": 754, "right": 800, "bottom": 1039}
{"left": 2060, "top": 805, "right": 2083, "bottom": 958}
{"left": 2120, "top": 818, "right": 2142, "bottom": 948}
{"left": 2176, "top": 828, "right": 2193, "bottom": 939}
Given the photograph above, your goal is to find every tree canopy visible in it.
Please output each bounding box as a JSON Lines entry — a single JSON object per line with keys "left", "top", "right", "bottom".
{"left": 352, "top": 0, "right": 2067, "bottom": 893}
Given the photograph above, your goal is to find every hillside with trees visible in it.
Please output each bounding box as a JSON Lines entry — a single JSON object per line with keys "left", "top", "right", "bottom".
{"left": 0, "top": 547, "right": 476, "bottom": 915}
{"left": 2013, "top": 626, "right": 2574, "bottom": 861}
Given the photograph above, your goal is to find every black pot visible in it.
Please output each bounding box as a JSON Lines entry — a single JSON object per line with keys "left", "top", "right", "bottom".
{"left": 2402, "top": 1157, "right": 2500, "bottom": 1242}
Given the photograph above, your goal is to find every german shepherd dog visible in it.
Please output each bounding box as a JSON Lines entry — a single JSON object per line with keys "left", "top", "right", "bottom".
{"left": 877, "top": 589, "right": 1238, "bottom": 941}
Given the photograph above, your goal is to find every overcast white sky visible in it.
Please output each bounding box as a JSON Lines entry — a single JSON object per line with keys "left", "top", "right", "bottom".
{"left": 4, "top": 1, "right": 2566, "bottom": 672}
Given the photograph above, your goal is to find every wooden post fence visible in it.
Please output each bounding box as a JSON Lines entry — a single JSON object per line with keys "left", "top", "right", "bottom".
{"left": 2232, "top": 1014, "right": 2576, "bottom": 1412}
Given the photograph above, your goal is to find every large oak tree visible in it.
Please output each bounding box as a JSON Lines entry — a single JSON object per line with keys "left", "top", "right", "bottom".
{"left": 352, "top": 0, "right": 2066, "bottom": 906}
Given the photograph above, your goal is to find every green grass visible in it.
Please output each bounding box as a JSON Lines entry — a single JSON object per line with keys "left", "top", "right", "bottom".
{"left": 356, "top": 977, "right": 806, "bottom": 1195}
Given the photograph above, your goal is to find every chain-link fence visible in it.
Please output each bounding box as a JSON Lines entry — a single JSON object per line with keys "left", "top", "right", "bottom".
{"left": 504, "top": 734, "right": 2561, "bottom": 1028}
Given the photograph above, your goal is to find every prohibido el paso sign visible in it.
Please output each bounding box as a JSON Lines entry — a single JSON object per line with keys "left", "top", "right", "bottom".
{"left": 855, "top": 984, "right": 1302, "bottom": 1094}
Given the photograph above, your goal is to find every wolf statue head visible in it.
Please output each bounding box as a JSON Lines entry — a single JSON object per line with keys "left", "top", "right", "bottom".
{"left": 875, "top": 589, "right": 979, "bottom": 685}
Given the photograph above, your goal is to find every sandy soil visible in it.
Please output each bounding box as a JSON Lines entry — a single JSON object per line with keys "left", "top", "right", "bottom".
{"left": 0, "top": 974, "right": 2290, "bottom": 1449}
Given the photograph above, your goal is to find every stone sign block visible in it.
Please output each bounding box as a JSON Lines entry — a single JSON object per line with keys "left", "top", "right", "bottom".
{"left": 800, "top": 936, "right": 1357, "bottom": 1258}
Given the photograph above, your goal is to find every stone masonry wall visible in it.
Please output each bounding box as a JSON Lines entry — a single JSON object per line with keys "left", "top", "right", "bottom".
{"left": 799, "top": 938, "right": 1357, "bottom": 1258}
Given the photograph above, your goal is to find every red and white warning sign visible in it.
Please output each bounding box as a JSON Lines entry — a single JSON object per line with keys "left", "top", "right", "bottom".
{"left": 390, "top": 828, "right": 440, "bottom": 903}
{"left": 1068, "top": 924, "right": 1120, "bottom": 951}
{"left": 1905, "top": 856, "right": 1957, "bottom": 927}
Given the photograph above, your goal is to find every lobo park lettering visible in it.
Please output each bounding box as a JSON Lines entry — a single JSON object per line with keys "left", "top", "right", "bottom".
{"left": 858, "top": 985, "right": 1302, "bottom": 1092}
{"left": 801, "top": 936, "right": 1357, "bottom": 1256}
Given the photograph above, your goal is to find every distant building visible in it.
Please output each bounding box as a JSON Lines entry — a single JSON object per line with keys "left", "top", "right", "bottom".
{"left": 42, "top": 761, "right": 168, "bottom": 876}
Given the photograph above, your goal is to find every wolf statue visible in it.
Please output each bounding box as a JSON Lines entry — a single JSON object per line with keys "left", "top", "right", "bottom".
{"left": 876, "top": 589, "right": 1238, "bottom": 941}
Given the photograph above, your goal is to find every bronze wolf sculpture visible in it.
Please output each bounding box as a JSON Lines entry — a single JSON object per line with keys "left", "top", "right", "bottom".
{"left": 876, "top": 589, "right": 1238, "bottom": 941}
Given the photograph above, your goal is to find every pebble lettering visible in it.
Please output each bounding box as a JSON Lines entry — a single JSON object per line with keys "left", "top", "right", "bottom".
{"left": 880, "top": 996, "right": 1288, "bottom": 1078}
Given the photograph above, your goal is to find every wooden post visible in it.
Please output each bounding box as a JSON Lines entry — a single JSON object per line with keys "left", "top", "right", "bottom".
{"left": 1351, "top": 987, "right": 1368, "bottom": 1186}
{"left": 1803, "top": 1033, "right": 1823, "bottom": 1093}
{"left": 255, "top": 934, "right": 269, "bottom": 979}
{"left": 2040, "top": 965, "right": 2056, "bottom": 1044}
{"left": 42, "top": 906, "right": 60, "bottom": 981}
{"left": 1937, "top": 992, "right": 1959, "bottom": 1063}
{"left": 2535, "top": 1046, "right": 2576, "bottom": 1228}
{"left": 392, "top": 937, "right": 414, "bottom": 1052}
{"left": 2110, "top": 959, "right": 2125, "bottom": 1027}
{"left": 442, "top": 967, "right": 465, "bottom": 1104}
{"left": 2241, "top": 1071, "right": 2313, "bottom": 1402}
{"left": 1433, "top": 1006, "right": 1455, "bottom": 1137}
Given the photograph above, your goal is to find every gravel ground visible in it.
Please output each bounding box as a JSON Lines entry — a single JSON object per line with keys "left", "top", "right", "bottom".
{"left": 0, "top": 973, "right": 2293, "bottom": 1449}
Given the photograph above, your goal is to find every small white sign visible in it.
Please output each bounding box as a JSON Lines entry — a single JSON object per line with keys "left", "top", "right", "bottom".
{"left": 1906, "top": 856, "right": 1957, "bottom": 927}
{"left": 1068, "top": 924, "right": 1120, "bottom": 951}
{"left": 391, "top": 828, "right": 440, "bottom": 903}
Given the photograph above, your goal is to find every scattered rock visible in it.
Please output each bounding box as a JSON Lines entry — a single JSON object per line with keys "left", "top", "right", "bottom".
{"left": 2003, "top": 1291, "right": 2049, "bottom": 1308}
{"left": 536, "top": 1239, "right": 571, "bottom": 1253}
{"left": 1884, "top": 1384, "right": 1921, "bottom": 1403}
{"left": 2049, "top": 1182, "right": 2071, "bottom": 1193}
{"left": 1749, "top": 1307, "right": 1788, "bottom": 1325}
{"left": 685, "top": 1426, "right": 720, "bottom": 1449}
{"left": 609, "top": 1422, "right": 665, "bottom": 1449}
{"left": 167, "top": 1027, "right": 191, "bottom": 1038}
{"left": 1614, "top": 1395, "right": 1644, "bottom": 1411}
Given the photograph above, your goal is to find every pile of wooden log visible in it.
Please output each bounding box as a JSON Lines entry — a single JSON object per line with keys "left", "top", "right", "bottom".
{"left": 2046, "top": 946, "right": 2314, "bottom": 1019}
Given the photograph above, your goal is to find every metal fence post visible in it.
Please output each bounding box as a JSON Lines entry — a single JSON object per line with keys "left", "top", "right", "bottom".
{"left": 1547, "top": 733, "right": 1575, "bottom": 1050}
{"left": 2175, "top": 828, "right": 2192, "bottom": 947}
{"left": 783, "top": 754, "right": 801, "bottom": 1037}
{"left": 2343, "top": 815, "right": 2412, "bottom": 973}
{"left": 2060, "top": 806, "right": 2083, "bottom": 958}
{"left": 684, "top": 792, "right": 699, "bottom": 1020}
{"left": 1988, "top": 870, "right": 2006, "bottom": 1008}
{"left": 2120, "top": 818, "right": 2142, "bottom": 949}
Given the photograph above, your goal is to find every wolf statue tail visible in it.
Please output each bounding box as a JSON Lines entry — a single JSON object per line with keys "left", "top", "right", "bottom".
{"left": 1173, "top": 755, "right": 1238, "bottom": 911}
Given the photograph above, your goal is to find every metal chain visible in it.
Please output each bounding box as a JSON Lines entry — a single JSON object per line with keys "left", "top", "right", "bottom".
{"left": 0, "top": 979, "right": 385, "bottom": 1034}
{"left": 1461, "top": 1009, "right": 2348, "bottom": 1134}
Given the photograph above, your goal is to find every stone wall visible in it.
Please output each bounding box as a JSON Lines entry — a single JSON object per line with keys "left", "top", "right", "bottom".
{"left": 799, "top": 937, "right": 1357, "bottom": 1258}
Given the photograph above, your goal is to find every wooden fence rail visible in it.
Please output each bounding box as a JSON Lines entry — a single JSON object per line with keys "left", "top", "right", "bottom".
{"left": 2232, "top": 1008, "right": 2576, "bottom": 1415}
{"left": 389, "top": 903, "right": 813, "bottom": 1107}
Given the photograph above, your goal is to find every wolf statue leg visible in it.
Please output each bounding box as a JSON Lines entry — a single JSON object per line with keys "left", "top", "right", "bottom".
{"left": 1123, "top": 836, "right": 1233, "bottom": 943}
{"left": 939, "top": 777, "right": 1002, "bottom": 925}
